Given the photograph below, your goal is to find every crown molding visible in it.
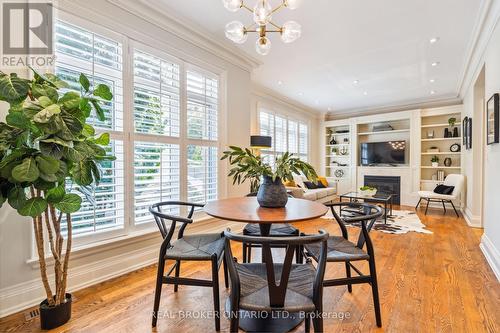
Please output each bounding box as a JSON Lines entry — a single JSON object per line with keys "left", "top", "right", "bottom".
{"left": 458, "top": 0, "right": 500, "bottom": 97}
{"left": 106, "top": 0, "right": 262, "bottom": 73}
{"left": 252, "top": 84, "right": 323, "bottom": 120}
{"left": 326, "top": 95, "right": 462, "bottom": 120}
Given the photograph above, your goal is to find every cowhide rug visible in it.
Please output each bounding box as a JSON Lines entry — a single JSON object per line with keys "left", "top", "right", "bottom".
{"left": 321, "top": 209, "right": 433, "bottom": 234}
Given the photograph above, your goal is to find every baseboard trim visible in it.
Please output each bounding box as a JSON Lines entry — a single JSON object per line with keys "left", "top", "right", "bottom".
{"left": 462, "top": 207, "right": 482, "bottom": 228}
{"left": 0, "top": 243, "right": 158, "bottom": 318}
{"left": 480, "top": 234, "right": 500, "bottom": 282}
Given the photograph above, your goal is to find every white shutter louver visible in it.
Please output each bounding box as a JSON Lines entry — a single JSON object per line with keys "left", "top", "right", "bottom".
{"left": 187, "top": 70, "right": 218, "bottom": 140}
{"left": 187, "top": 146, "right": 218, "bottom": 204}
{"left": 133, "top": 50, "right": 180, "bottom": 137}
{"left": 134, "top": 142, "right": 180, "bottom": 223}
{"left": 55, "top": 20, "right": 123, "bottom": 131}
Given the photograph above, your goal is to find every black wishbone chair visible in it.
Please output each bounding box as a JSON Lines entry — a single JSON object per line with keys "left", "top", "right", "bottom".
{"left": 150, "top": 201, "right": 228, "bottom": 331}
{"left": 224, "top": 229, "right": 329, "bottom": 333}
{"left": 304, "top": 202, "right": 384, "bottom": 327}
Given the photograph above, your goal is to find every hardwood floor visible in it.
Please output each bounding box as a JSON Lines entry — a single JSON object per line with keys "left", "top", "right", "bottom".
{"left": 1, "top": 206, "right": 499, "bottom": 332}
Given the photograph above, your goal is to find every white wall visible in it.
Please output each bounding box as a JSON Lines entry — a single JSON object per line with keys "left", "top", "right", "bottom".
{"left": 0, "top": 0, "right": 322, "bottom": 317}
{"left": 461, "top": 0, "right": 500, "bottom": 280}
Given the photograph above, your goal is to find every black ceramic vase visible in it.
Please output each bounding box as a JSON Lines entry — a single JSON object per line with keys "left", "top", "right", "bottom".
{"left": 453, "top": 127, "right": 459, "bottom": 137}
{"left": 257, "top": 175, "right": 288, "bottom": 208}
{"left": 40, "top": 293, "right": 72, "bottom": 330}
{"left": 444, "top": 158, "right": 452, "bottom": 167}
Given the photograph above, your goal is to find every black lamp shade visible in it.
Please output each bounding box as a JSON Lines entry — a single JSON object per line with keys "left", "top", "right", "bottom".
{"left": 250, "top": 135, "right": 272, "bottom": 149}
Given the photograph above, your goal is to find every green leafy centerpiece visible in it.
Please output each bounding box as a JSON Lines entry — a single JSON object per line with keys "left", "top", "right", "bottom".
{"left": 0, "top": 68, "right": 114, "bottom": 329}
{"left": 221, "top": 146, "right": 318, "bottom": 207}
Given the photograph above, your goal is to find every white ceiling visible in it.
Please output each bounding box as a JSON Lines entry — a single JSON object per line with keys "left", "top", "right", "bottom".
{"left": 156, "top": 0, "right": 482, "bottom": 115}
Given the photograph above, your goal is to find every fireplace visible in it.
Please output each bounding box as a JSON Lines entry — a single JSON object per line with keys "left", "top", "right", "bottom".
{"left": 364, "top": 176, "right": 401, "bottom": 205}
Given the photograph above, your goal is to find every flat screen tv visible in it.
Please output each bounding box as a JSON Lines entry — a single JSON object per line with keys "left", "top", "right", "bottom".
{"left": 360, "top": 141, "right": 406, "bottom": 166}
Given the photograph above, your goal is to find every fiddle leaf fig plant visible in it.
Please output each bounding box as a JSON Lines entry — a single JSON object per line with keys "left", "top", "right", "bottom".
{"left": 0, "top": 68, "right": 115, "bottom": 307}
{"left": 221, "top": 146, "right": 318, "bottom": 192}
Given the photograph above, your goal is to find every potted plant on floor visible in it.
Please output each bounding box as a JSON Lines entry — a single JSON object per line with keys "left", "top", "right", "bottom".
{"left": 0, "top": 68, "right": 115, "bottom": 329}
{"left": 221, "top": 147, "right": 318, "bottom": 208}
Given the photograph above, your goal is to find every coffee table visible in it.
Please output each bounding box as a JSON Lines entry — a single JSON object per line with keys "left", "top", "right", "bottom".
{"left": 339, "top": 191, "right": 394, "bottom": 224}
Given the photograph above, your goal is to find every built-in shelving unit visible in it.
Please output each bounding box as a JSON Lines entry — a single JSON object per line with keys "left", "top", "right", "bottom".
{"left": 420, "top": 110, "right": 462, "bottom": 188}
{"left": 324, "top": 123, "right": 352, "bottom": 194}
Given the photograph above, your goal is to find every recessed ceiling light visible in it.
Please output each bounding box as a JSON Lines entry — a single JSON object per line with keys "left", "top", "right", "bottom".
{"left": 315, "top": 100, "right": 319, "bottom": 105}
{"left": 277, "top": 80, "right": 283, "bottom": 85}
{"left": 429, "top": 78, "right": 436, "bottom": 83}
{"left": 327, "top": 107, "right": 332, "bottom": 111}
{"left": 430, "top": 37, "right": 440, "bottom": 44}
{"left": 298, "top": 92, "right": 303, "bottom": 96}
{"left": 353, "top": 80, "right": 359, "bottom": 85}
{"left": 431, "top": 62, "right": 440, "bottom": 67}
{"left": 430, "top": 90, "right": 436, "bottom": 95}
{"left": 363, "top": 91, "right": 368, "bottom": 96}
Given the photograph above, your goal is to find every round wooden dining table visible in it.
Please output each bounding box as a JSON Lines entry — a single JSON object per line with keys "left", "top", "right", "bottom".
{"left": 204, "top": 197, "right": 328, "bottom": 332}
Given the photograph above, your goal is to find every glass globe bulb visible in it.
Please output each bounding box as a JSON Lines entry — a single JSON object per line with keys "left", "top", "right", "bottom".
{"left": 256, "top": 36, "right": 271, "bottom": 55}
{"left": 253, "top": 0, "right": 272, "bottom": 25}
{"left": 281, "top": 21, "right": 301, "bottom": 43}
{"left": 222, "top": 0, "right": 242, "bottom": 12}
{"left": 284, "top": 0, "right": 302, "bottom": 10}
{"left": 225, "top": 21, "right": 247, "bottom": 44}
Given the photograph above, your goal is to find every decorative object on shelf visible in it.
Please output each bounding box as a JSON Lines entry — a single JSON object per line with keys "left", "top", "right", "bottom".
{"left": 0, "top": 69, "right": 115, "bottom": 329}
{"left": 373, "top": 123, "right": 394, "bottom": 132}
{"left": 427, "top": 130, "right": 435, "bottom": 139}
{"left": 329, "top": 137, "right": 337, "bottom": 145}
{"left": 338, "top": 162, "right": 348, "bottom": 167}
{"left": 332, "top": 147, "right": 338, "bottom": 155}
{"left": 359, "top": 186, "right": 377, "bottom": 196}
{"left": 431, "top": 155, "right": 439, "bottom": 167}
{"left": 448, "top": 117, "right": 459, "bottom": 137}
{"left": 221, "top": 148, "right": 317, "bottom": 207}
{"left": 339, "top": 147, "right": 348, "bottom": 155}
{"left": 343, "top": 137, "right": 349, "bottom": 143}
{"left": 444, "top": 128, "right": 452, "bottom": 138}
{"left": 450, "top": 143, "right": 461, "bottom": 153}
{"left": 223, "top": 0, "right": 302, "bottom": 55}
{"left": 334, "top": 169, "right": 344, "bottom": 178}
{"left": 486, "top": 93, "right": 499, "bottom": 145}
{"left": 437, "top": 170, "right": 445, "bottom": 181}
{"left": 336, "top": 129, "right": 349, "bottom": 134}
{"left": 427, "top": 147, "right": 440, "bottom": 153}
{"left": 444, "top": 157, "right": 452, "bottom": 167}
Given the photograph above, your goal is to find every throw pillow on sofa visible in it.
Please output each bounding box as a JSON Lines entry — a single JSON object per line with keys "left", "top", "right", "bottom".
{"left": 303, "top": 181, "right": 318, "bottom": 189}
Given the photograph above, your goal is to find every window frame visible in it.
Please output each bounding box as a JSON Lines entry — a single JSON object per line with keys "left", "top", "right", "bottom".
{"left": 258, "top": 108, "right": 311, "bottom": 163}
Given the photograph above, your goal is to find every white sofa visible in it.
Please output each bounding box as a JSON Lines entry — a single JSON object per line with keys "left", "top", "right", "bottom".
{"left": 285, "top": 175, "right": 337, "bottom": 203}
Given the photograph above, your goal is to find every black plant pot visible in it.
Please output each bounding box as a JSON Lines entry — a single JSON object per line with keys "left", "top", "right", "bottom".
{"left": 453, "top": 127, "right": 459, "bottom": 137}
{"left": 40, "top": 293, "right": 72, "bottom": 330}
{"left": 257, "top": 176, "right": 288, "bottom": 208}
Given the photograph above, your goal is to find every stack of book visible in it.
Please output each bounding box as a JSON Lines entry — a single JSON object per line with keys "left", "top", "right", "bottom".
{"left": 437, "top": 170, "right": 445, "bottom": 181}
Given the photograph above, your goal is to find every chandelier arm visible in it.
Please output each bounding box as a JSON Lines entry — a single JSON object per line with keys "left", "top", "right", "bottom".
{"left": 270, "top": 2, "right": 285, "bottom": 15}
{"left": 241, "top": 3, "right": 254, "bottom": 13}
{"left": 268, "top": 21, "right": 282, "bottom": 30}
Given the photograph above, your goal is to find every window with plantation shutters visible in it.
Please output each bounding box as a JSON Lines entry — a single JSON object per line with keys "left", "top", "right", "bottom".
{"left": 55, "top": 20, "right": 123, "bottom": 131}
{"left": 187, "top": 70, "right": 218, "bottom": 140}
{"left": 187, "top": 145, "right": 218, "bottom": 204}
{"left": 55, "top": 19, "right": 126, "bottom": 242}
{"left": 61, "top": 141, "right": 125, "bottom": 236}
{"left": 133, "top": 50, "right": 180, "bottom": 136}
{"left": 49, "top": 15, "right": 221, "bottom": 246}
{"left": 259, "top": 110, "right": 309, "bottom": 163}
{"left": 134, "top": 142, "right": 180, "bottom": 223}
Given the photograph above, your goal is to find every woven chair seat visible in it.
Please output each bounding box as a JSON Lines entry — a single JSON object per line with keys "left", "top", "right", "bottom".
{"left": 243, "top": 223, "right": 299, "bottom": 237}
{"left": 236, "top": 262, "right": 316, "bottom": 312}
{"left": 165, "top": 233, "right": 224, "bottom": 261}
{"left": 305, "top": 236, "right": 370, "bottom": 262}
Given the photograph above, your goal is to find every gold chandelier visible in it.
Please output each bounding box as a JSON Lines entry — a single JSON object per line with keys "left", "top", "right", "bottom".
{"left": 223, "top": 0, "right": 302, "bottom": 55}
